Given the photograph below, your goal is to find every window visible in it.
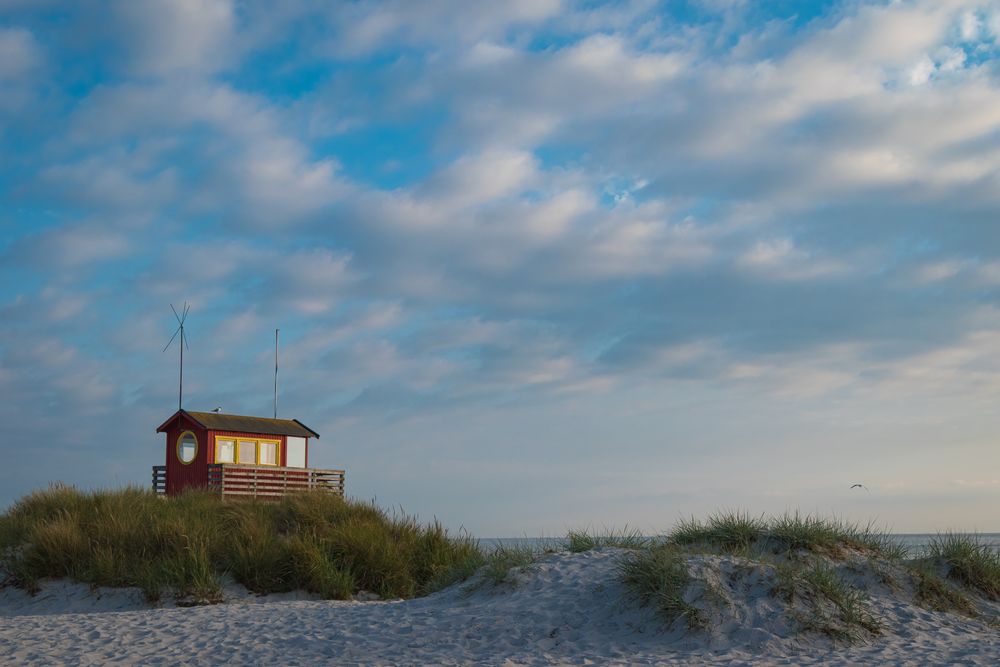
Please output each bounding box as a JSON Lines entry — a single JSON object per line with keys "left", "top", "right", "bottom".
{"left": 216, "top": 439, "right": 235, "bottom": 464}
{"left": 238, "top": 440, "right": 257, "bottom": 464}
{"left": 285, "top": 436, "right": 306, "bottom": 468}
{"left": 259, "top": 441, "right": 277, "bottom": 466}
{"left": 223, "top": 436, "right": 282, "bottom": 466}
{"left": 177, "top": 431, "right": 197, "bottom": 464}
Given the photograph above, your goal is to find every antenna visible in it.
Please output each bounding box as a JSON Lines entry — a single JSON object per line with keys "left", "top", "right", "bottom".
{"left": 274, "top": 328, "right": 279, "bottom": 419}
{"left": 163, "top": 302, "right": 190, "bottom": 411}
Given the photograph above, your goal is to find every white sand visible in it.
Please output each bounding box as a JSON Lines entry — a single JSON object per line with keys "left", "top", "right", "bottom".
{"left": 1, "top": 549, "right": 997, "bottom": 666}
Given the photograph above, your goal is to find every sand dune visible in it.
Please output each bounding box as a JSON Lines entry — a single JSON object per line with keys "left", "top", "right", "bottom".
{"left": 1, "top": 548, "right": 997, "bottom": 665}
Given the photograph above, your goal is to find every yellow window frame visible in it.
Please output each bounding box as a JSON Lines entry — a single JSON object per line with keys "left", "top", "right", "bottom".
{"left": 215, "top": 435, "right": 281, "bottom": 466}
{"left": 214, "top": 436, "right": 237, "bottom": 464}
{"left": 176, "top": 430, "right": 198, "bottom": 465}
{"left": 256, "top": 438, "right": 281, "bottom": 466}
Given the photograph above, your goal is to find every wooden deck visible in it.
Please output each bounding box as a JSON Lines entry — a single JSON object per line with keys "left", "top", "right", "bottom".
{"left": 152, "top": 464, "right": 345, "bottom": 498}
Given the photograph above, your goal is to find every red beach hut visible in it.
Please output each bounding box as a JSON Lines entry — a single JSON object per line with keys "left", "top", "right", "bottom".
{"left": 153, "top": 410, "right": 344, "bottom": 498}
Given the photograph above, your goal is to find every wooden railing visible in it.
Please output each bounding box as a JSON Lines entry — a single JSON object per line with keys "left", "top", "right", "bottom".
{"left": 206, "top": 464, "right": 345, "bottom": 498}
{"left": 152, "top": 465, "right": 167, "bottom": 495}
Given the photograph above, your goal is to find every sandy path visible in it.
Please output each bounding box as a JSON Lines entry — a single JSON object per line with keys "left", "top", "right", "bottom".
{"left": 1, "top": 549, "right": 997, "bottom": 666}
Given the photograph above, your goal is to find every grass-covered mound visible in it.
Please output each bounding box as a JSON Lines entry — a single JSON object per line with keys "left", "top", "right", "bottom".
{"left": 925, "top": 533, "right": 1000, "bottom": 600}
{"left": 0, "top": 485, "right": 483, "bottom": 604}
{"left": 618, "top": 512, "right": 1000, "bottom": 643}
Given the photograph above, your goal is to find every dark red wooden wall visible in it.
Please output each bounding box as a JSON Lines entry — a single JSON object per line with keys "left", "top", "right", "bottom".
{"left": 163, "top": 413, "right": 209, "bottom": 495}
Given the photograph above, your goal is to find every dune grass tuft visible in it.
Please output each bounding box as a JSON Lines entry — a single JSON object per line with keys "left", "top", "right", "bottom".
{"left": 910, "top": 565, "right": 977, "bottom": 615}
{"left": 671, "top": 511, "right": 766, "bottom": 553}
{"left": 775, "top": 561, "right": 881, "bottom": 640}
{"left": 482, "top": 544, "right": 538, "bottom": 585}
{"left": 0, "top": 485, "right": 483, "bottom": 604}
{"left": 927, "top": 533, "right": 1000, "bottom": 600}
{"left": 799, "top": 563, "right": 881, "bottom": 637}
{"left": 618, "top": 545, "right": 704, "bottom": 627}
{"left": 566, "top": 526, "right": 650, "bottom": 553}
{"left": 670, "top": 511, "right": 905, "bottom": 560}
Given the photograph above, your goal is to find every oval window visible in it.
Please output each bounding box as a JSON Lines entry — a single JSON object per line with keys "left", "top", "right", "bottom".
{"left": 177, "top": 431, "right": 198, "bottom": 464}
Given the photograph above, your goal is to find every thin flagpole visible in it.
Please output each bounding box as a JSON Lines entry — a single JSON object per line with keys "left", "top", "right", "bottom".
{"left": 179, "top": 322, "right": 183, "bottom": 411}
{"left": 274, "top": 328, "right": 279, "bottom": 419}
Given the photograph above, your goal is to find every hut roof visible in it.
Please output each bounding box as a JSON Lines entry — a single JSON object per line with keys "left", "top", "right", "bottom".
{"left": 156, "top": 409, "right": 320, "bottom": 438}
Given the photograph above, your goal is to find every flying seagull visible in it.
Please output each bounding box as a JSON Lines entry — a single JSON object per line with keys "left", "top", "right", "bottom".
{"left": 212, "top": 406, "right": 223, "bottom": 413}
{"left": 850, "top": 483, "right": 869, "bottom": 491}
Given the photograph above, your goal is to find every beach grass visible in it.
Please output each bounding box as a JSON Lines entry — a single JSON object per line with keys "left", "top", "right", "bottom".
{"left": 0, "top": 485, "right": 482, "bottom": 603}
{"left": 618, "top": 545, "right": 704, "bottom": 627}
{"left": 795, "top": 562, "right": 881, "bottom": 638}
{"left": 567, "top": 526, "right": 651, "bottom": 552}
{"left": 772, "top": 559, "right": 882, "bottom": 641}
{"left": 670, "top": 511, "right": 906, "bottom": 560}
{"left": 927, "top": 533, "right": 1000, "bottom": 600}
{"left": 482, "top": 544, "right": 538, "bottom": 585}
{"left": 910, "top": 564, "right": 977, "bottom": 615}
{"left": 671, "top": 511, "right": 766, "bottom": 552}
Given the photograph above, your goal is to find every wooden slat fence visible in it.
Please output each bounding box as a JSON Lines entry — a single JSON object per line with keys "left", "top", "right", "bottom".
{"left": 207, "top": 464, "right": 345, "bottom": 498}
{"left": 152, "top": 465, "right": 167, "bottom": 495}
{"left": 151, "top": 464, "right": 345, "bottom": 498}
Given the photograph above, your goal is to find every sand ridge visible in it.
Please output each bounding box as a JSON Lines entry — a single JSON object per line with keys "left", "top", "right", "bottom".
{"left": 1, "top": 548, "right": 998, "bottom": 665}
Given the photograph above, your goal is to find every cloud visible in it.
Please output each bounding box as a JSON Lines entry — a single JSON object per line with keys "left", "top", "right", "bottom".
{"left": 38, "top": 151, "right": 177, "bottom": 213}
{"left": 62, "top": 80, "right": 351, "bottom": 226}
{"left": 6, "top": 221, "right": 132, "bottom": 270}
{"left": 417, "top": 149, "right": 538, "bottom": 213}
{"left": 325, "top": 0, "right": 562, "bottom": 56}
{"left": 0, "top": 26, "right": 41, "bottom": 81}
{"left": 268, "top": 248, "right": 356, "bottom": 314}
{"left": 111, "top": 0, "right": 236, "bottom": 76}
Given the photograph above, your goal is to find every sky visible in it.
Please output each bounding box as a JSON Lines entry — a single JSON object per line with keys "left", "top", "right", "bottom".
{"left": 2, "top": 0, "right": 1000, "bottom": 536}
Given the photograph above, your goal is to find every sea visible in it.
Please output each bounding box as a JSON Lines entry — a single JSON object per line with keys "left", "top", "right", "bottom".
{"left": 483, "top": 533, "right": 1000, "bottom": 557}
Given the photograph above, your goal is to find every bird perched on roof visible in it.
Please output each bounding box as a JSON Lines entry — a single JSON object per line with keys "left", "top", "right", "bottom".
{"left": 212, "top": 406, "right": 223, "bottom": 413}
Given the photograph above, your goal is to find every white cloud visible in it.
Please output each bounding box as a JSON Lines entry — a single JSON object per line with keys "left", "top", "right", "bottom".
{"left": 0, "top": 27, "right": 41, "bottom": 81}
{"left": 272, "top": 249, "right": 355, "bottom": 315}
{"left": 958, "top": 10, "right": 981, "bottom": 41}
{"left": 988, "top": 11, "right": 1000, "bottom": 41}
{"left": 908, "top": 54, "right": 937, "bottom": 84}
{"left": 39, "top": 150, "right": 177, "bottom": 212}
{"left": 211, "top": 138, "right": 347, "bottom": 226}
{"left": 417, "top": 149, "right": 538, "bottom": 213}
{"left": 937, "top": 46, "right": 967, "bottom": 72}
{"left": 912, "top": 260, "right": 965, "bottom": 283}
{"left": 327, "top": 0, "right": 562, "bottom": 56}
{"left": 559, "top": 33, "right": 685, "bottom": 84}
{"left": 65, "top": 81, "right": 350, "bottom": 226}
{"left": 112, "top": 0, "right": 236, "bottom": 76}
{"left": 14, "top": 222, "right": 132, "bottom": 269}
{"left": 737, "top": 238, "right": 850, "bottom": 281}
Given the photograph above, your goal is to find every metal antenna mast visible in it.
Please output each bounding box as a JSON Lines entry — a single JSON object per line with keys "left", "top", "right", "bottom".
{"left": 274, "top": 328, "right": 279, "bottom": 419}
{"left": 163, "top": 302, "right": 191, "bottom": 411}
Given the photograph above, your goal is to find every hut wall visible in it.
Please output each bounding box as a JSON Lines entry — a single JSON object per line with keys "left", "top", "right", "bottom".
{"left": 164, "top": 413, "right": 209, "bottom": 495}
